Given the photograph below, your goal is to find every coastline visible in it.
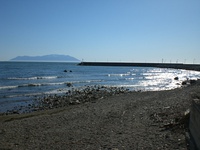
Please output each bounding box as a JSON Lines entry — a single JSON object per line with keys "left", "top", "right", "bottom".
{"left": 1, "top": 80, "right": 200, "bottom": 149}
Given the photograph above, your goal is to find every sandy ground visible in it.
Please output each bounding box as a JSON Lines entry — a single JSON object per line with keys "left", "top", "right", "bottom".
{"left": 1, "top": 81, "right": 200, "bottom": 150}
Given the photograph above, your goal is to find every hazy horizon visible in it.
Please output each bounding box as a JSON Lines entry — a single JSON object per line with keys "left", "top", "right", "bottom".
{"left": 0, "top": 0, "right": 199, "bottom": 64}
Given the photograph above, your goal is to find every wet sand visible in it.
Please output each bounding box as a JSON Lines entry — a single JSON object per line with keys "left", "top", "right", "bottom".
{"left": 1, "top": 81, "right": 200, "bottom": 149}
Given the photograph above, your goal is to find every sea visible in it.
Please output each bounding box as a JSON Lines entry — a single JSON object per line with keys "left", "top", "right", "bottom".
{"left": 1, "top": 61, "right": 200, "bottom": 113}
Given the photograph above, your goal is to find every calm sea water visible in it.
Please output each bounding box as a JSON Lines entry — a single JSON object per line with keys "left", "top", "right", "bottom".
{"left": 1, "top": 61, "right": 200, "bottom": 112}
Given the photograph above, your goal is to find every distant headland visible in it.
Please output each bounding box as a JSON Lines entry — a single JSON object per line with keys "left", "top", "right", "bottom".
{"left": 10, "top": 54, "right": 80, "bottom": 62}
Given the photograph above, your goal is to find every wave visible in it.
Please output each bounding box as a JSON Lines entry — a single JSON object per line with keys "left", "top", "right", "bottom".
{"left": 8, "top": 76, "right": 58, "bottom": 80}
{"left": 21, "top": 80, "right": 103, "bottom": 87}
{"left": 108, "top": 73, "right": 135, "bottom": 77}
{"left": 18, "top": 83, "right": 43, "bottom": 87}
{"left": 0, "top": 85, "right": 18, "bottom": 90}
{"left": 18, "top": 82, "right": 67, "bottom": 88}
{"left": 72, "top": 80, "right": 102, "bottom": 83}
{"left": 44, "top": 89, "right": 69, "bottom": 95}
{"left": 0, "top": 92, "right": 44, "bottom": 99}
{"left": 0, "top": 80, "right": 103, "bottom": 90}
{"left": 0, "top": 83, "right": 63, "bottom": 90}
{"left": 125, "top": 78, "right": 135, "bottom": 80}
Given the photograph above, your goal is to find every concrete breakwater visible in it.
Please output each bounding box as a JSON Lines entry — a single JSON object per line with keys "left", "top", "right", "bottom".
{"left": 78, "top": 62, "right": 200, "bottom": 71}
{"left": 190, "top": 99, "right": 200, "bottom": 149}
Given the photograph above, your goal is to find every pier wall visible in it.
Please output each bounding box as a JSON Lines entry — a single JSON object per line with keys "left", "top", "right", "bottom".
{"left": 78, "top": 62, "right": 200, "bottom": 71}
{"left": 190, "top": 99, "right": 200, "bottom": 150}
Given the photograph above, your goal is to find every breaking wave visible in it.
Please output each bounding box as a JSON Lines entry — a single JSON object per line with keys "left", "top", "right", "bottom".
{"left": 8, "top": 76, "right": 59, "bottom": 80}
{"left": 0, "top": 85, "right": 18, "bottom": 90}
{"left": 0, "top": 80, "right": 103, "bottom": 90}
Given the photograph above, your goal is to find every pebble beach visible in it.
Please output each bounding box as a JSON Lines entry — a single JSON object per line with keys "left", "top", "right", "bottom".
{"left": 1, "top": 79, "right": 200, "bottom": 149}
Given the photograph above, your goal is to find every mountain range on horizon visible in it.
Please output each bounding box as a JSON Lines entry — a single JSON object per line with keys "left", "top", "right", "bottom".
{"left": 10, "top": 54, "right": 80, "bottom": 62}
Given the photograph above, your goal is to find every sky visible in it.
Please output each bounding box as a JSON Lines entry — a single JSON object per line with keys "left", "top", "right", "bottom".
{"left": 0, "top": 0, "right": 200, "bottom": 63}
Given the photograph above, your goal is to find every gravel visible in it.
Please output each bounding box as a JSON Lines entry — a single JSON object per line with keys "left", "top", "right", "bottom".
{"left": 0, "top": 80, "right": 200, "bottom": 149}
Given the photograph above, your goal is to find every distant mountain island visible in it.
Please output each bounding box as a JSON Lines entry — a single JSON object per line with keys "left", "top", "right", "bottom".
{"left": 10, "top": 54, "right": 80, "bottom": 62}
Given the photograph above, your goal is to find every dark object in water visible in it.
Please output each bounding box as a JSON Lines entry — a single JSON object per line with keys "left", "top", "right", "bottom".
{"left": 64, "top": 70, "right": 72, "bottom": 72}
{"left": 174, "top": 77, "right": 179, "bottom": 80}
{"left": 66, "top": 83, "right": 72, "bottom": 87}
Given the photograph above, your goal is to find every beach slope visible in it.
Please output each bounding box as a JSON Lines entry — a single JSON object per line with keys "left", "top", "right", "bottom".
{"left": 1, "top": 81, "right": 200, "bottom": 149}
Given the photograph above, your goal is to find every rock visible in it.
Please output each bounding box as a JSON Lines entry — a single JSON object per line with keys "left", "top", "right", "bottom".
{"left": 75, "top": 100, "right": 80, "bottom": 104}
{"left": 0, "top": 129, "right": 5, "bottom": 134}
{"left": 182, "top": 81, "right": 187, "bottom": 85}
{"left": 12, "top": 110, "right": 19, "bottom": 114}
{"left": 193, "top": 98, "right": 200, "bottom": 104}
{"left": 66, "top": 83, "right": 72, "bottom": 87}
{"left": 164, "top": 106, "right": 170, "bottom": 109}
{"left": 64, "top": 70, "right": 72, "bottom": 72}
{"left": 190, "top": 80, "right": 196, "bottom": 85}
{"left": 18, "top": 85, "right": 129, "bottom": 113}
{"left": 69, "top": 101, "right": 75, "bottom": 105}
{"left": 184, "top": 109, "right": 190, "bottom": 116}
{"left": 174, "top": 77, "right": 179, "bottom": 80}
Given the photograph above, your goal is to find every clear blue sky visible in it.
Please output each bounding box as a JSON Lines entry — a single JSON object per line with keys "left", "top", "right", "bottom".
{"left": 0, "top": 0, "right": 200, "bottom": 63}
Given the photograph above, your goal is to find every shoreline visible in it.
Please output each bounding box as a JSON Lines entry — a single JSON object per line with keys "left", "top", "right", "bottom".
{"left": 1, "top": 86, "right": 130, "bottom": 115}
{"left": 0, "top": 79, "right": 193, "bottom": 115}
{"left": 1, "top": 80, "right": 200, "bottom": 149}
